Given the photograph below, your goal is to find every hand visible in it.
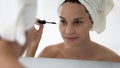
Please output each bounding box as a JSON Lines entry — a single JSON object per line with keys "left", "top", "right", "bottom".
{"left": 26, "top": 18, "right": 44, "bottom": 57}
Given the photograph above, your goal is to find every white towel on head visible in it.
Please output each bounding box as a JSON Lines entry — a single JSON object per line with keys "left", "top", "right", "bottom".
{"left": 0, "top": 0, "right": 37, "bottom": 45}
{"left": 78, "top": 0, "right": 114, "bottom": 34}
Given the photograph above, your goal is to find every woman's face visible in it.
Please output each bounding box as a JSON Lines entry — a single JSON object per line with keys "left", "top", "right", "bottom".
{"left": 58, "top": 2, "right": 93, "bottom": 47}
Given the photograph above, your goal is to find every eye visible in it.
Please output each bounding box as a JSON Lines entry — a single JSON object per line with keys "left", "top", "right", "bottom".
{"left": 60, "top": 19, "right": 67, "bottom": 24}
{"left": 75, "top": 20, "right": 82, "bottom": 25}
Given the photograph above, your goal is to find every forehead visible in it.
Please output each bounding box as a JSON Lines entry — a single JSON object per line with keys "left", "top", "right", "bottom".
{"left": 58, "top": 2, "right": 87, "bottom": 17}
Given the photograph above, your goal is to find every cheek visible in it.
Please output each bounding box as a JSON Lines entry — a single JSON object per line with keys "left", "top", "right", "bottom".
{"left": 83, "top": 22, "right": 93, "bottom": 32}
{"left": 76, "top": 26, "right": 89, "bottom": 35}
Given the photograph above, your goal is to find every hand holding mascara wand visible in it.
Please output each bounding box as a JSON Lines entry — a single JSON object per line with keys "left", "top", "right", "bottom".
{"left": 37, "top": 20, "right": 56, "bottom": 24}
{"left": 26, "top": 19, "right": 56, "bottom": 57}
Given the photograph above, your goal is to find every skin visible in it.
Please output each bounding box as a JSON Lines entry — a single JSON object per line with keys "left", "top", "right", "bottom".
{"left": 26, "top": 18, "right": 44, "bottom": 57}
{"left": 26, "top": 2, "right": 120, "bottom": 62}
{"left": 0, "top": 19, "right": 43, "bottom": 68}
{"left": 0, "top": 40, "right": 25, "bottom": 68}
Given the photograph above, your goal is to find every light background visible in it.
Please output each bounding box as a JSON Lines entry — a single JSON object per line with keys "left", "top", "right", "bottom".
{"left": 33, "top": 0, "right": 120, "bottom": 57}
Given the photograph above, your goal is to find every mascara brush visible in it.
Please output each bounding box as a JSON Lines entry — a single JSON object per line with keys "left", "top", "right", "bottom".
{"left": 37, "top": 20, "right": 56, "bottom": 24}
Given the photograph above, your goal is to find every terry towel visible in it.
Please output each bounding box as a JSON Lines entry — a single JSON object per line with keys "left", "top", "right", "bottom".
{"left": 79, "top": 0, "right": 114, "bottom": 33}
{"left": 0, "top": 0, "right": 37, "bottom": 45}
{"left": 58, "top": 0, "right": 114, "bottom": 34}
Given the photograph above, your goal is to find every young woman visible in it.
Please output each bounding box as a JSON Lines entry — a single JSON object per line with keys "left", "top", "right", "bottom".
{"left": 26, "top": 0, "right": 120, "bottom": 62}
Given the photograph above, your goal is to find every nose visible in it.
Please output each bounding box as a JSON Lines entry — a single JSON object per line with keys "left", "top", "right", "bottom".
{"left": 65, "top": 25, "right": 75, "bottom": 35}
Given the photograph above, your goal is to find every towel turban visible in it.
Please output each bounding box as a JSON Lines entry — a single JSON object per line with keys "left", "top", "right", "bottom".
{"left": 58, "top": 0, "right": 114, "bottom": 34}
{"left": 0, "top": 0, "right": 37, "bottom": 45}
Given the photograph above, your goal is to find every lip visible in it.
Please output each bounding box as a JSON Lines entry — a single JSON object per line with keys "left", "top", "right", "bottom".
{"left": 63, "top": 37, "right": 78, "bottom": 42}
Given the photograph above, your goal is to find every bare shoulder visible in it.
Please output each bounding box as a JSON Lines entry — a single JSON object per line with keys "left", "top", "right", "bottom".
{"left": 38, "top": 43, "right": 64, "bottom": 58}
{"left": 95, "top": 43, "right": 118, "bottom": 56}
{"left": 92, "top": 42, "right": 120, "bottom": 62}
{"left": 102, "top": 56, "right": 120, "bottom": 62}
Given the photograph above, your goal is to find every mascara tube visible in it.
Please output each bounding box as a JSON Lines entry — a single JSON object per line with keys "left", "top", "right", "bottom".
{"left": 37, "top": 20, "right": 56, "bottom": 24}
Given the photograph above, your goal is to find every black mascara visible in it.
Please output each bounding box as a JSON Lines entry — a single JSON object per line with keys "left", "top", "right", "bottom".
{"left": 37, "top": 20, "right": 56, "bottom": 24}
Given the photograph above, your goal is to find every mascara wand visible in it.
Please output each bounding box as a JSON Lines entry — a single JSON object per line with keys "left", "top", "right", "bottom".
{"left": 37, "top": 20, "right": 56, "bottom": 24}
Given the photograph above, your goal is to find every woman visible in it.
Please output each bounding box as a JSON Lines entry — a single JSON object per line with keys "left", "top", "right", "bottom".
{"left": 26, "top": 0, "right": 120, "bottom": 62}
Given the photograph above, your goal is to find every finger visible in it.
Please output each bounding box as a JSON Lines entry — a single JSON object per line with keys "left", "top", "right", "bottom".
{"left": 29, "top": 18, "right": 41, "bottom": 32}
{"left": 36, "top": 18, "right": 41, "bottom": 25}
{"left": 38, "top": 24, "right": 44, "bottom": 32}
{"left": 35, "top": 18, "right": 44, "bottom": 32}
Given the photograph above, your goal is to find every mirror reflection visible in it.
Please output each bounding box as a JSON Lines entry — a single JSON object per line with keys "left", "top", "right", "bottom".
{"left": 26, "top": 0, "right": 120, "bottom": 62}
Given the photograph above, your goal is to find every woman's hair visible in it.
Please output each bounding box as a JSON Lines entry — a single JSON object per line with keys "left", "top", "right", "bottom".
{"left": 60, "top": 0, "right": 81, "bottom": 6}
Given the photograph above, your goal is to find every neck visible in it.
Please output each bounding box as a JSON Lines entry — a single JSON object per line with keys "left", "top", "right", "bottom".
{"left": 63, "top": 40, "right": 93, "bottom": 55}
{"left": 65, "top": 37, "right": 92, "bottom": 48}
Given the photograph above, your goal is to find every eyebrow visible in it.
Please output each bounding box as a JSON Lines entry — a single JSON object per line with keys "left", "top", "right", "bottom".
{"left": 59, "top": 16, "right": 65, "bottom": 20}
{"left": 59, "top": 16, "right": 84, "bottom": 20}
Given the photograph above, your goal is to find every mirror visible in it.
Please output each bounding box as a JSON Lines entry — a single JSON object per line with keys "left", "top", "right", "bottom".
{"left": 27, "top": 0, "right": 120, "bottom": 62}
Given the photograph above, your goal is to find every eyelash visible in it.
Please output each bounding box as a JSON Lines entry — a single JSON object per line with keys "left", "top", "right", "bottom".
{"left": 75, "top": 21, "right": 82, "bottom": 24}
{"left": 59, "top": 20, "right": 83, "bottom": 25}
{"left": 60, "top": 20, "right": 67, "bottom": 24}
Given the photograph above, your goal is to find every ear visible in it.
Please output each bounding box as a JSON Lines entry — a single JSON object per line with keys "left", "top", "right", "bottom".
{"left": 88, "top": 20, "right": 93, "bottom": 30}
